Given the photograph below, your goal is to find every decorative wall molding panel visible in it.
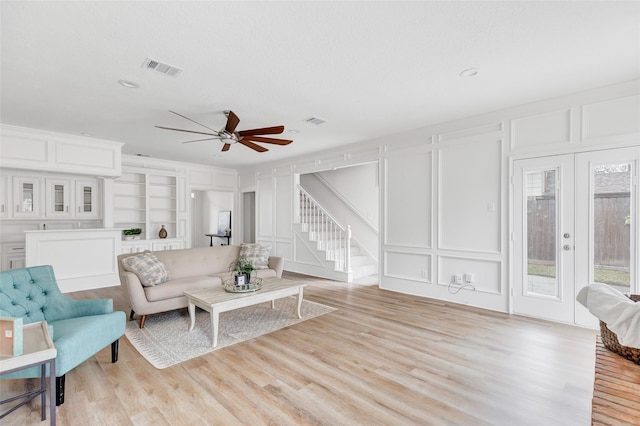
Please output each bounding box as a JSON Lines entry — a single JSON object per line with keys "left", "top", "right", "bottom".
{"left": 511, "top": 109, "right": 573, "bottom": 149}
{"left": 438, "top": 137, "right": 503, "bottom": 254}
{"left": 0, "top": 124, "right": 123, "bottom": 177}
{"left": 25, "top": 228, "right": 121, "bottom": 292}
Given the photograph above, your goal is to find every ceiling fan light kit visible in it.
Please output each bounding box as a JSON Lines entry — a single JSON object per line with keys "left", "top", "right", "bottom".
{"left": 155, "top": 110, "right": 293, "bottom": 153}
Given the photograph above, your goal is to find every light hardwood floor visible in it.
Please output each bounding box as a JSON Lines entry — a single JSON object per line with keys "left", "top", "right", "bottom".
{"left": 2, "top": 273, "right": 598, "bottom": 425}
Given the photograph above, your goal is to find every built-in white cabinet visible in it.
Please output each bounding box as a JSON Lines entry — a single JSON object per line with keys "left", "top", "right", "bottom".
{"left": 13, "top": 176, "right": 43, "bottom": 218}
{"left": 1, "top": 243, "right": 26, "bottom": 270}
{"left": 120, "top": 238, "right": 184, "bottom": 254}
{"left": 1, "top": 174, "right": 101, "bottom": 220}
{"left": 75, "top": 179, "right": 100, "bottom": 219}
{"left": 114, "top": 171, "right": 178, "bottom": 240}
{"left": 45, "top": 178, "right": 72, "bottom": 217}
{"left": 0, "top": 175, "right": 8, "bottom": 218}
{"left": 44, "top": 178, "right": 100, "bottom": 219}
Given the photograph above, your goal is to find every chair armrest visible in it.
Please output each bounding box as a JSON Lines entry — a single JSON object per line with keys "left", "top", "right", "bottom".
{"left": 68, "top": 298, "right": 113, "bottom": 316}
{"left": 46, "top": 297, "right": 113, "bottom": 322}
{"left": 268, "top": 256, "right": 284, "bottom": 278}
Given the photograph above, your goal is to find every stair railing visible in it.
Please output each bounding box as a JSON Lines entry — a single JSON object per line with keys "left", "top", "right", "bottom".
{"left": 298, "top": 186, "right": 351, "bottom": 272}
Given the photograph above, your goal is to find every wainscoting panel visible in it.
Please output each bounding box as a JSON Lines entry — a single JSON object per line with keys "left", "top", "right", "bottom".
{"left": 582, "top": 94, "right": 640, "bottom": 140}
{"left": 25, "top": 229, "right": 121, "bottom": 292}
{"left": 0, "top": 134, "right": 49, "bottom": 163}
{"left": 438, "top": 138, "right": 502, "bottom": 254}
{"left": 275, "top": 174, "right": 292, "bottom": 239}
{"left": 383, "top": 150, "right": 432, "bottom": 248}
{"left": 438, "top": 255, "right": 502, "bottom": 295}
{"left": 384, "top": 250, "right": 431, "bottom": 283}
{"left": 510, "top": 109, "right": 572, "bottom": 149}
{"left": 257, "top": 175, "right": 274, "bottom": 236}
{"left": 438, "top": 123, "right": 502, "bottom": 143}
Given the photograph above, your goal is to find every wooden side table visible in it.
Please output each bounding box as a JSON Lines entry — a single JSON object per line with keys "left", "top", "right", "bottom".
{"left": 0, "top": 321, "right": 57, "bottom": 425}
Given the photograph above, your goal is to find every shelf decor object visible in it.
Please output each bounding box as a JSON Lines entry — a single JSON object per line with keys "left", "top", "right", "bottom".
{"left": 158, "top": 225, "right": 167, "bottom": 239}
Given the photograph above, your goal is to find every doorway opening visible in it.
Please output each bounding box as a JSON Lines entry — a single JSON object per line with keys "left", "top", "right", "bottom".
{"left": 242, "top": 192, "right": 256, "bottom": 243}
{"left": 190, "top": 190, "right": 234, "bottom": 248}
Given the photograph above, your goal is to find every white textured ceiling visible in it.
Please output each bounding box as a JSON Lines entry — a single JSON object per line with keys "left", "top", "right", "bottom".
{"left": 1, "top": 1, "right": 639, "bottom": 168}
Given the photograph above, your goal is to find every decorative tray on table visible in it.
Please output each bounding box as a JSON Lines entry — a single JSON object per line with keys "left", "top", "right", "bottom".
{"left": 223, "top": 277, "right": 263, "bottom": 293}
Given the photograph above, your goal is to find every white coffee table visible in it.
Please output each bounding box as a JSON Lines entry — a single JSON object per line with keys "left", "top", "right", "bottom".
{"left": 184, "top": 277, "right": 306, "bottom": 348}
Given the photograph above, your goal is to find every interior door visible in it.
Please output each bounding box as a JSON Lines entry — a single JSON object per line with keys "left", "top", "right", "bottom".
{"left": 513, "top": 147, "right": 639, "bottom": 325}
{"left": 513, "top": 155, "right": 575, "bottom": 323}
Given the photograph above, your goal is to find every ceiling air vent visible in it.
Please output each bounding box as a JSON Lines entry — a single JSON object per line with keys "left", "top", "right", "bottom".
{"left": 304, "top": 116, "right": 327, "bottom": 125}
{"left": 143, "top": 57, "right": 183, "bottom": 78}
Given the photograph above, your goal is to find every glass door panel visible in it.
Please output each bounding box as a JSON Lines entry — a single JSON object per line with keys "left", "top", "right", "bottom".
{"left": 526, "top": 169, "right": 558, "bottom": 297}
{"left": 54, "top": 184, "right": 65, "bottom": 212}
{"left": 82, "top": 186, "right": 93, "bottom": 213}
{"left": 592, "top": 162, "right": 631, "bottom": 293}
{"left": 22, "top": 183, "right": 34, "bottom": 213}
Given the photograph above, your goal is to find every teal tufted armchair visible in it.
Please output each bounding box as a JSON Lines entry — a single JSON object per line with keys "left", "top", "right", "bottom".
{"left": 0, "top": 265, "right": 126, "bottom": 405}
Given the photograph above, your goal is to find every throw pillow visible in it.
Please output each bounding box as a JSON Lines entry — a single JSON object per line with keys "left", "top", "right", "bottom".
{"left": 239, "top": 243, "right": 271, "bottom": 270}
{"left": 122, "top": 252, "right": 170, "bottom": 287}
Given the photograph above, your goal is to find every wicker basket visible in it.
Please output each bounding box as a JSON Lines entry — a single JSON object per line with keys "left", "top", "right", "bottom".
{"left": 599, "top": 293, "right": 640, "bottom": 365}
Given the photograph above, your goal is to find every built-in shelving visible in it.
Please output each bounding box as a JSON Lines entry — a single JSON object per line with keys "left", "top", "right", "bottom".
{"left": 114, "top": 171, "right": 177, "bottom": 240}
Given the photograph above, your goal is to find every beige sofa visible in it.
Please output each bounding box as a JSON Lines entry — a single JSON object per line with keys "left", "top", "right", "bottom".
{"left": 117, "top": 245, "right": 284, "bottom": 328}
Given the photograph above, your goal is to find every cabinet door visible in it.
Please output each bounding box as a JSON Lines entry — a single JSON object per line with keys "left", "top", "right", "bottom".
{"left": 0, "top": 175, "right": 8, "bottom": 218}
{"left": 76, "top": 179, "right": 100, "bottom": 218}
{"left": 45, "top": 178, "right": 72, "bottom": 217}
{"left": 6, "top": 254, "right": 26, "bottom": 270}
{"left": 13, "top": 176, "right": 43, "bottom": 218}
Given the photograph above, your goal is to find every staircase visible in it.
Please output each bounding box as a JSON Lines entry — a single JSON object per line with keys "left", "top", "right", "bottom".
{"left": 298, "top": 187, "right": 377, "bottom": 282}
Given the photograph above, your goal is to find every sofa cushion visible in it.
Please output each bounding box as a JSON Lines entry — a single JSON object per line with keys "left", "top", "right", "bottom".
{"left": 239, "top": 243, "right": 271, "bottom": 270}
{"left": 153, "top": 246, "right": 239, "bottom": 280}
{"left": 122, "top": 252, "right": 170, "bottom": 287}
{"left": 144, "top": 275, "right": 222, "bottom": 302}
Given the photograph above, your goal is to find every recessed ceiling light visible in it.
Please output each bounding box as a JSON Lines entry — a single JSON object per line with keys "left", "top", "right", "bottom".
{"left": 118, "top": 79, "right": 140, "bottom": 88}
{"left": 80, "top": 132, "right": 93, "bottom": 137}
{"left": 459, "top": 68, "right": 479, "bottom": 77}
{"left": 289, "top": 129, "right": 300, "bottom": 134}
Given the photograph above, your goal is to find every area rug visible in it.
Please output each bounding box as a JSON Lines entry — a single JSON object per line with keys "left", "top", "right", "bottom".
{"left": 124, "top": 297, "right": 336, "bottom": 369}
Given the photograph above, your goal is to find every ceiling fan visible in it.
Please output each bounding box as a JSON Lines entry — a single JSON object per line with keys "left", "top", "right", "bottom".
{"left": 155, "top": 110, "right": 293, "bottom": 152}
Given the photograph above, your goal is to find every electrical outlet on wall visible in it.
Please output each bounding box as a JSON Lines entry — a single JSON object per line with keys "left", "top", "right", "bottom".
{"left": 464, "top": 273, "right": 474, "bottom": 284}
{"left": 454, "top": 274, "right": 463, "bottom": 284}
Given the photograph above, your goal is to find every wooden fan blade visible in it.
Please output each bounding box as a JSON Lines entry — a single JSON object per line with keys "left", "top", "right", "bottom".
{"left": 225, "top": 111, "right": 240, "bottom": 133}
{"left": 155, "top": 126, "right": 219, "bottom": 137}
{"left": 169, "top": 110, "right": 218, "bottom": 133}
{"left": 242, "top": 135, "right": 292, "bottom": 145}
{"left": 239, "top": 139, "right": 268, "bottom": 152}
{"left": 222, "top": 143, "right": 231, "bottom": 152}
{"left": 181, "top": 137, "right": 220, "bottom": 144}
{"left": 237, "top": 125, "right": 284, "bottom": 136}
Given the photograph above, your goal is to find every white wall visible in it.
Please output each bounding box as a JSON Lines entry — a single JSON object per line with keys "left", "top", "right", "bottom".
{"left": 248, "top": 80, "right": 640, "bottom": 313}
{"left": 312, "top": 163, "right": 379, "bottom": 227}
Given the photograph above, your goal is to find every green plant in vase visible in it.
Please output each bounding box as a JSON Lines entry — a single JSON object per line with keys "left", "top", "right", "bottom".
{"left": 122, "top": 228, "right": 142, "bottom": 240}
{"left": 228, "top": 256, "right": 254, "bottom": 286}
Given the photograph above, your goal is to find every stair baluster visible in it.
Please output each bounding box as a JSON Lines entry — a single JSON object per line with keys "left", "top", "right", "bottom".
{"left": 298, "top": 186, "right": 352, "bottom": 273}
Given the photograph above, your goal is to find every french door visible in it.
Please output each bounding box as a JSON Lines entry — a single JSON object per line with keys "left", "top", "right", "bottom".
{"left": 513, "top": 147, "right": 639, "bottom": 326}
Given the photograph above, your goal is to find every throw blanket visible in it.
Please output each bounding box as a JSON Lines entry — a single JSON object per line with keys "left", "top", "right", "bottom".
{"left": 577, "top": 283, "right": 640, "bottom": 348}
